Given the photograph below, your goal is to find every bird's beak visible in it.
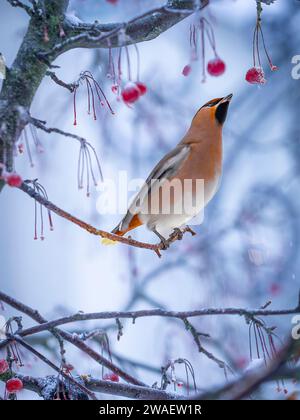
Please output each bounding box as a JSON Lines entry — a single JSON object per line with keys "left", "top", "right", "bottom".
{"left": 214, "top": 94, "right": 233, "bottom": 125}
{"left": 220, "top": 93, "right": 233, "bottom": 104}
{"left": 222, "top": 93, "right": 233, "bottom": 102}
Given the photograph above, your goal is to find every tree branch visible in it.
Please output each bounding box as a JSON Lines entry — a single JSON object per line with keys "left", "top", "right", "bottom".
{"left": 18, "top": 181, "right": 194, "bottom": 256}
{"left": 42, "top": 0, "right": 209, "bottom": 58}
{"left": 13, "top": 302, "right": 300, "bottom": 338}
{"left": 0, "top": 371, "right": 182, "bottom": 400}
{"left": 45, "top": 71, "right": 76, "bottom": 93}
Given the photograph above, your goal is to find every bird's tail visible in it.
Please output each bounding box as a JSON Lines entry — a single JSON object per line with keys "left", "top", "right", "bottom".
{"left": 101, "top": 215, "right": 142, "bottom": 246}
{"left": 101, "top": 226, "right": 124, "bottom": 246}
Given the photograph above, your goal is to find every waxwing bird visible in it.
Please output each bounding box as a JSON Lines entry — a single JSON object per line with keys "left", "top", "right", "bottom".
{"left": 106, "top": 94, "right": 233, "bottom": 247}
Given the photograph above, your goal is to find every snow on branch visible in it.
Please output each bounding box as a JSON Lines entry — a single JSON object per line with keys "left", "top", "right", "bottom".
{"left": 15, "top": 301, "right": 300, "bottom": 338}
{"left": 41, "top": 0, "right": 209, "bottom": 59}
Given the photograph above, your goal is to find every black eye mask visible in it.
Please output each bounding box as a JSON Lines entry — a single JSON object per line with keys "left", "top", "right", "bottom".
{"left": 215, "top": 101, "right": 229, "bottom": 125}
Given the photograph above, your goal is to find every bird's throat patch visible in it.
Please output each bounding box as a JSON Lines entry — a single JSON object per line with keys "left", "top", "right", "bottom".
{"left": 215, "top": 101, "right": 229, "bottom": 125}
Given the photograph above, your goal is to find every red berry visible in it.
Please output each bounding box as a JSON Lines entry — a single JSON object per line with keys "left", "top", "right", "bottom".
{"left": 245, "top": 67, "right": 266, "bottom": 85}
{"left": 0, "top": 359, "right": 9, "bottom": 375}
{"left": 182, "top": 64, "right": 192, "bottom": 77}
{"left": 270, "top": 283, "right": 281, "bottom": 296}
{"left": 207, "top": 57, "right": 226, "bottom": 77}
{"left": 106, "top": 0, "right": 118, "bottom": 4}
{"left": 6, "top": 378, "right": 23, "bottom": 394}
{"left": 6, "top": 173, "right": 23, "bottom": 188}
{"left": 136, "top": 82, "right": 147, "bottom": 96}
{"left": 121, "top": 83, "right": 140, "bottom": 104}
{"left": 111, "top": 84, "right": 118, "bottom": 94}
{"left": 103, "top": 373, "right": 119, "bottom": 382}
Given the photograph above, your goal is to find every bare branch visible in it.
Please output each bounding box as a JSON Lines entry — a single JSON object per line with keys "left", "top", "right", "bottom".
{"left": 46, "top": 71, "right": 76, "bottom": 93}
{"left": 183, "top": 318, "right": 230, "bottom": 373}
{"left": 30, "top": 117, "right": 93, "bottom": 145}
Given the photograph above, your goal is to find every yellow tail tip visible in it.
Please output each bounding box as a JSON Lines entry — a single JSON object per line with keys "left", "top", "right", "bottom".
{"left": 101, "top": 238, "right": 118, "bottom": 246}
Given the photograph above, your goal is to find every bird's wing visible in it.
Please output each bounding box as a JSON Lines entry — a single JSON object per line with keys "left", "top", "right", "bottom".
{"left": 117, "top": 144, "right": 190, "bottom": 232}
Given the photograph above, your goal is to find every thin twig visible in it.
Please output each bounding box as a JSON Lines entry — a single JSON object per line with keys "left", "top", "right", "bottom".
{"left": 46, "top": 71, "right": 76, "bottom": 93}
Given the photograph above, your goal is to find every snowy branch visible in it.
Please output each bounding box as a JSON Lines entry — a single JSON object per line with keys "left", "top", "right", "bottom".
{"left": 0, "top": 371, "right": 182, "bottom": 400}
{"left": 15, "top": 301, "right": 300, "bottom": 338}
{"left": 42, "top": 0, "right": 209, "bottom": 58}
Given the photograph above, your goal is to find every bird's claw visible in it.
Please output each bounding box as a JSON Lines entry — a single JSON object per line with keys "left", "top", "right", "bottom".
{"left": 173, "top": 228, "right": 183, "bottom": 240}
{"left": 160, "top": 238, "right": 170, "bottom": 250}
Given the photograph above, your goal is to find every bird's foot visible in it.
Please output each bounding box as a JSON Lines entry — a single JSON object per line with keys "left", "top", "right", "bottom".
{"left": 152, "top": 229, "right": 170, "bottom": 250}
{"left": 173, "top": 228, "right": 183, "bottom": 241}
{"left": 160, "top": 237, "right": 170, "bottom": 250}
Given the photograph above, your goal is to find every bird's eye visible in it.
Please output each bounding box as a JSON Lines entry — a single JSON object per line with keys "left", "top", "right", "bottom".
{"left": 201, "top": 98, "right": 221, "bottom": 109}
{"left": 207, "top": 99, "right": 221, "bottom": 107}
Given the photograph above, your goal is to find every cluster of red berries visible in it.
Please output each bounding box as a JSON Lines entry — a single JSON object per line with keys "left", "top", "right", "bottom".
{"left": 0, "top": 359, "right": 23, "bottom": 395}
{"left": 107, "top": 45, "right": 148, "bottom": 106}
{"left": 121, "top": 81, "right": 147, "bottom": 105}
{"left": 0, "top": 165, "right": 22, "bottom": 188}
{"left": 245, "top": 2, "right": 277, "bottom": 85}
{"left": 182, "top": 18, "right": 226, "bottom": 81}
{"left": 103, "top": 372, "right": 119, "bottom": 382}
